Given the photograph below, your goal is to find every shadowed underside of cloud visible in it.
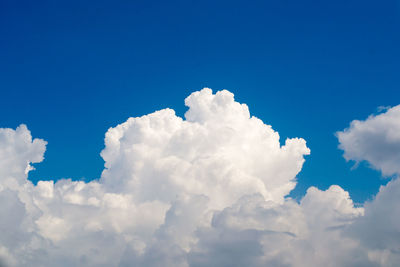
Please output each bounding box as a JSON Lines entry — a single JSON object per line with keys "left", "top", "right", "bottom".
{"left": 0, "top": 89, "right": 399, "bottom": 266}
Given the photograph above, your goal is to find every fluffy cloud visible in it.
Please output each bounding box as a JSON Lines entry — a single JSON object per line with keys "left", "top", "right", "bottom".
{"left": 337, "top": 105, "right": 400, "bottom": 176}
{"left": 0, "top": 88, "right": 399, "bottom": 266}
{"left": 0, "top": 125, "right": 46, "bottom": 189}
{"left": 100, "top": 89, "right": 309, "bottom": 207}
{"left": 336, "top": 105, "right": 400, "bottom": 265}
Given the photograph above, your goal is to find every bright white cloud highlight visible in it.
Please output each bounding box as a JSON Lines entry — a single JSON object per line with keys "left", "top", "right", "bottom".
{"left": 0, "top": 88, "right": 399, "bottom": 266}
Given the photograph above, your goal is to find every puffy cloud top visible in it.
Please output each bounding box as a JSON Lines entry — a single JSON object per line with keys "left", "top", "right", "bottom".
{"left": 0, "top": 88, "right": 399, "bottom": 266}
{"left": 0, "top": 124, "right": 46, "bottom": 189}
{"left": 337, "top": 105, "right": 400, "bottom": 176}
{"left": 100, "top": 88, "right": 310, "bottom": 207}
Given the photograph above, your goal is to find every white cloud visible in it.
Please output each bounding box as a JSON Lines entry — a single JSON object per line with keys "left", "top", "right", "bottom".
{"left": 100, "top": 88, "right": 309, "bottom": 208}
{"left": 337, "top": 105, "right": 400, "bottom": 176}
{"left": 0, "top": 125, "right": 46, "bottom": 189}
{"left": 0, "top": 88, "right": 399, "bottom": 266}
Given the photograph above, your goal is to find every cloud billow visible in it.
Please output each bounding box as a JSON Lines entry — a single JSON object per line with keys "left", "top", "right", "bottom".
{"left": 337, "top": 105, "right": 400, "bottom": 177}
{"left": 0, "top": 88, "right": 399, "bottom": 266}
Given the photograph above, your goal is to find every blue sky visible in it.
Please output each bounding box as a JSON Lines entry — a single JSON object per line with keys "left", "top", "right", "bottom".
{"left": 1, "top": 0, "right": 399, "bottom": 203}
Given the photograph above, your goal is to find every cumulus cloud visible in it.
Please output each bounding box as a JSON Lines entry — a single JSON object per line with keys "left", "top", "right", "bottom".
{"left": 337, "top": 105, "right": 400, "bottom": 176}
{"left": 0, "top": 88, "right": 399, "bottom": 266}
{"left": 100, "top": 89, "right": 309, "bottom": 207}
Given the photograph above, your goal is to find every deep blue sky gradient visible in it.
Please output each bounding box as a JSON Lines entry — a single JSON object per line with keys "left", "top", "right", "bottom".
{"left": 1, "top": 0, "right": 399, "bottom": 203}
